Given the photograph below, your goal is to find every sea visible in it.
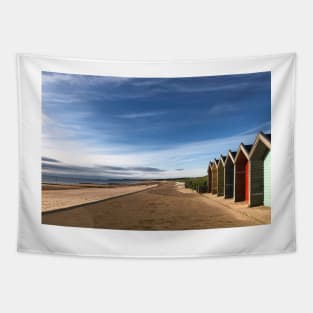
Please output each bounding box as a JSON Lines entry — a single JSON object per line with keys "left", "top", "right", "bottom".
{"left": 42, "top": 174, "right": 148, "bottom": 185}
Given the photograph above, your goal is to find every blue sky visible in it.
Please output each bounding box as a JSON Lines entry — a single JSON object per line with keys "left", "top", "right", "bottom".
{"left": 42, "top": 71, "right": 271, "bottom": 179}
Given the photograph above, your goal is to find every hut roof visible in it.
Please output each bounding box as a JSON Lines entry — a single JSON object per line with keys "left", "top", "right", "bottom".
{"left": 230, "top": 151, "right": 237, "bottom": 159}
{"left": 208, "top": 158, "right": 218, "bottom": 168}
{"left": 234, "top": 143, "right": 252, "bottom": 162}
{"left": 209, "top": 160, "right": 217, "bottom": 169}
{"left": 249, "top": 132, "right": 271, "bottom": 158}
{"left": 263, "top": 133, "right": 271, "bottom": 142}
{"left": 225, "top": 150, "right": 236, "bottom": 164}
{"left": 218, "top": 155, "right": 226, "bottom": 166}
{"left": 245, "top": 144, "right": 253, "bottom": 153}
{"left": 207, "top": 161, "right": 213, "bottom": 172}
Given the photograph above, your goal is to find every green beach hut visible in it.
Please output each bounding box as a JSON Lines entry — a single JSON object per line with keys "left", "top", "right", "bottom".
{"left": 224, "top": 150, "right": 236, "bottom": 199}
{"left": 249, "top": 132, "right": 271, "bottom": 207}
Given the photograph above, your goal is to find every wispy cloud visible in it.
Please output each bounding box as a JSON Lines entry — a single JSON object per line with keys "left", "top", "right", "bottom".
{"left": 207, "top": 104, "right": 239, "bottom": 115}
{"left": 118, "top": 111, "right": 166, "bottom": 119}
{"left": 42, "top": 71, "right": 131, "bottom": 87}
{"left": 42, "top": 125, "right": 264, "bottom": 179}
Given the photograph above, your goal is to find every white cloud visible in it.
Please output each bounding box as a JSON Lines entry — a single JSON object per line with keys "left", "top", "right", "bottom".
{"left": 118, "top": 111, "right": 166, "bottom": 119}
{"left": 42, "top": 72, "right": 131, "bottom": 86}
{"left": 42, "top": 125, "right": 264, "bottom": 179}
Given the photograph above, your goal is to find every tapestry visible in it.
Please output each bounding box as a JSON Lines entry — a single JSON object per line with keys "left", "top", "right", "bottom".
{"left": 17, "top": 53, "right": 296, "bottom": 257}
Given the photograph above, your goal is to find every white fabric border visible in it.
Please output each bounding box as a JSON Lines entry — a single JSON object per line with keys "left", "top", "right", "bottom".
{"left": 17, "top": 53, "right": 296, "bottom": 258}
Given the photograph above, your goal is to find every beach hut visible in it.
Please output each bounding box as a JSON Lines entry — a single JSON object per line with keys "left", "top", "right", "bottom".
{"left": 217, "top": 155, "right": 226, "bottom": 196}
{"left": 224, "top": 150, "right": 236, "bottom": 199}
{"left": 249, "top": 132, "right": 271, "bottom": 207}
{"left": 234, "top": 143, "right": 252, "bottom": 202}
{"left": 211, "top": 159, "right": 218, "bottom": 194}
{"left": 207, "top": 162, "right": 212, "bottom": 193}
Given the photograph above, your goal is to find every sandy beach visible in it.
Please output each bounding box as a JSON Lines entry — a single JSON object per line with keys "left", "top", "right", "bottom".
{"left": 42, "top": 181, "right": 270, "bottom": 230}
{"left": 42, "top": 183, "right": 158, "bottom": 212}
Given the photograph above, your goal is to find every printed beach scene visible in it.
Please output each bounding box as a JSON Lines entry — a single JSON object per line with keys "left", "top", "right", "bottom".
{"left": 42, "top": 71, "right": 271, "bottom": 230}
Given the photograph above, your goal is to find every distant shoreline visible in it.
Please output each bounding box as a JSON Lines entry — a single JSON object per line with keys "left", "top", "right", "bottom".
{"left": 41, "top": 175, "right": 199, "bottom": 187}
{"left": 42, "top": 181, "right": 161, "bottom": 190}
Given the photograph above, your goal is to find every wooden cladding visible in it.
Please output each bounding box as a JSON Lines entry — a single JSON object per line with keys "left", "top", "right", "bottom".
{"left": 224, "top": 160, "right": 234, "bottom": 198}
{"left": 249, "top": 133, "right": 271, "bottom": 207}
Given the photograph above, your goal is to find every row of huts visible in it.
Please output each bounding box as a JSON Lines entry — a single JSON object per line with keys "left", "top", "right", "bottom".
{"left": 207, "top": 132, "right": 271, "bottom": 207}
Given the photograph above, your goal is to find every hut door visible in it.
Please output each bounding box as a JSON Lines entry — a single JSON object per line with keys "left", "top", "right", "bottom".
{"left": 263, "top": 152, "right": 271, "bottom": 206}
{"left": 245, "top": 161, "right": 249, "bottom": 201}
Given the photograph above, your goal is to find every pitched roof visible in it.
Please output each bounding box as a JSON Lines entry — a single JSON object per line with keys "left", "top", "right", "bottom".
{"left": 209, "top": 160, "right": 217, "bottom": 169}
{"left": 263, "top": 133, "right": 271, "bottom": 142}
{"left": 249, "top": 132, "right": 271, "bottom": 158}
{"left": 234, "top": 143, "right": 252, "bottom": 162}
{"left": 225, "top": 150, "right": 236, "bottom": 164}
{"left": 218, "top": 155, "right": 226, "bottom": 166}
{"left": 230, "top": 151, "right": 236, "bottom": 159}
{"left": 244, "top": 144, "right": 253, "bottom": 154}
{"left": 207, "top": 161, "right": 213, "bottom": 172}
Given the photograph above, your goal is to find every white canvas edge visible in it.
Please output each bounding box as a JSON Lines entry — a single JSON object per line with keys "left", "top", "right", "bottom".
{"left": 16, "top": 53, "right": 296, "bottom": 258}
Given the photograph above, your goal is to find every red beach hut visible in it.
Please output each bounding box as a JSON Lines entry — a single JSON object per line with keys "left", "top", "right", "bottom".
{"left": 234, "top": 143, "right": 252, "bottom": 202}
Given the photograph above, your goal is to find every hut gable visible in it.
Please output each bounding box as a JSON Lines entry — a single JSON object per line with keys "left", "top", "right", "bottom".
{"left": 219, "top": 155, "right": 226, "bottom": 165}
{"left": 213, "top": 158, "right": 219, "bottom": 167}
{"left": 249, "top": 132, "right": 271, "bottom": 159}
{"left": 225, "top": 150, "right": 236, "bottom": 166}
{"left": 234, "top": 143, "right": 252, "bottom": 163}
